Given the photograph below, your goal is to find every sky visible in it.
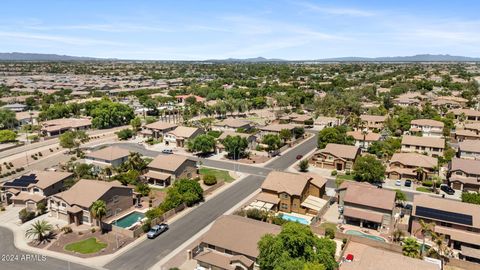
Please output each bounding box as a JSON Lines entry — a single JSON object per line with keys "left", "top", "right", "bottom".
{"left": 1, "top": 0, "right": 480, "bottom": 60}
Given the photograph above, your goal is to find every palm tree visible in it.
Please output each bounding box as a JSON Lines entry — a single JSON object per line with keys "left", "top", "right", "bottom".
{"left": 25, "top": 220, "right": 53, "bottom": 243}
{"left": 392, "top": 229, "right": 405, "bottom": 243}
{"left": 402, "top": 237, "right": 421, "bottom": 258}
{"left": 431, "top": 232, "right": 453, "bottom": 261}
{"left": 124, "top": 152, "right": 146, "bottom": 172}
{"left": 414, "top": 219, "right": 435, "bottom": 257}
{"left": 90, "top": 200, "right": 107, "bottom": 231}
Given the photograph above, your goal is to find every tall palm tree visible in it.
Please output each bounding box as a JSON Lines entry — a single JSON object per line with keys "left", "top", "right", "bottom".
{"left": 431, "top": 232, "right": 453, "bottom": 261}
{"left": 414, "top": 219, "right": 435, "bottom": 257}
{"left": 25, "top": 220, "right": 53, "bottom": 243}
{"left": 124, "top": 152, "right": 146, "bottom": 172}
{"left": 90, "top": 200, "right": 107, "bottom": 230}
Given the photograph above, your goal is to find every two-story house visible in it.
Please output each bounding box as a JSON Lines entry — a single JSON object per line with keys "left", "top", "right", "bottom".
{"left": 386, "top": 153, "right": 437, "bottom": 181}
{"left": 142, "top": 154, "right": 198, "bottom": 187}
{"left": 401, "top": 135, "right": 445, "bottom": 157}
{"left": 84, "top": 146, "right": 130, "bottom": 168}
{"left": 164, "top": 126, "right": 203, "bottom": 147}
{"left": 48, "top": 179, "right": 134, "bottom": 226}
{"left": 448, "top": 158, "right": 480, "bottom": 192}
{"left": 309, "top": 143, "right": 360, "bottom": 171}
{"left": 346, "top": 130, "right": 381, "bottom": 150}
{"left": 360, "top": 115, "right": 387, "bottom": 131}
{"left": 212, "top": 118, "right": 253, "bottom": 132}
{"left": 458, "top": 140, "right": 480, "bottom": 160}
{"left": 449, "top": 108, "right": 480, "bottom": 122}
{"left": 0, "top": 171, "right": 73, "bottom": 211}
{"left": 142, "top": 121, "right": 178, "bottom": 139}
{"left": 258, "top": 171, "right": 327, "bottom": 215}
{"left": 409, "top": 119, "right": 444, "bottom": 137}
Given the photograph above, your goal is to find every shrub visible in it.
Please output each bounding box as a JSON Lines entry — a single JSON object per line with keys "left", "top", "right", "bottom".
{"left": 142, "top": 220, "right": 152, "bottom": 233}
{"left": 325, "top": 227, "right": 335, "bottom": 239}
{"left": 38, "top": 152, "right": 43, "bottom": 157}
{"left": 331, "top": 170, "right": 338, "bottom": 176}
{"left": 422, "top": 180, "right": 433, "bottom": 187}
{"left": 37, "top": 202, "right": 47, "bottom": 214}
{"left": 91, "top": 228, "right": 96, "bottom": 233}
{"left": 245, "top": 208, "right": 268, "bottom": 221}
{"left": 345, "top": 170, "right": 351, "bottom": 175}
{"left": 61, "top": 226, "right": 73, "bottom": 234}
{"left": 19, "top": 208, "right": 36, "bottom": 223}
{"left": 271, "top": 214, "right": 287, "bottom": 226}
{"left": 203, "top": 174, "right": 217, "bottom": 186}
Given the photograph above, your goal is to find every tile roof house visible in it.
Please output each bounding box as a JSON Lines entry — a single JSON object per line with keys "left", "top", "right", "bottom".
{"left": 409, "top": 119, "right": 444, "bottom": 137}
{"left": 449, "top": 108, "right": 480, "bottom": 122}
{"left": 386, "top": 153, "right": 437, "bottom": 181}
{"left": 314, "top": 116, "right": 343, "bottom": 129}
{"left": 85, "top": 146, "right": 130, "bottom": 168}
{"left": 0, "top": 171, "right": 73, "bottom": 211}
{"left": 458, "top": 140, "right": 480, "bottom": 160}
{"left": 258, "top": 123, "right": 302, "bottom": 138}
{"left": 401, "top": 135, "right": 445, "bottom": 157}
{"left": 164, "top": 126, "right": 203, "bottom": 147}
{"left": 259, "top": 171, "right": 327, "bottom": 215}
{"left": 48, "top": 179, "right": 134, "bottom": 226}
{"left": 142, "top": 121, "right": 178, "bottom": 139}
{"left": 338, "top": 181, "right": 395, "bottom": 231}
{"left": 194, "top": 215, "right": 280, "bottom": 270}
{"left": 309, "top": 143, "right": 360, "bottom": 171}
{"left": 142, "top": 154, "right": 198, "bottom": 187}
{"left": 410, "top": 194, "right": 480, "bottom": 262}
{"left": 346, "top": 130, "right": 381, "bottom": 150}
{"left": 213, "top": 118, "right": 253, "bottom": 132}
{"left": 360, "top": 115, "right": 387, "bottom": 130}
{"left": 40, "top": 117, "right": 92, "bottom": 136}
{"left": 448, "top": 158, "right": 480, "bottom": 192}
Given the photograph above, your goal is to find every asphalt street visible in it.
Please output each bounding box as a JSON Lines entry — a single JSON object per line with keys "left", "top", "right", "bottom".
{"left": 0, "top": 227, "right": 93, "bottom": 270}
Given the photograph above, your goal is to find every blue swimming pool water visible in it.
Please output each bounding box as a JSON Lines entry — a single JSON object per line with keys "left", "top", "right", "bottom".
{"left": 280, "top": 213, "right": 310, "bottom": 225}
{"left": 345, "top": 230, "right": 386, "bottom": 242}
{"left": 113, "top": 211, "right": 145, "bottom": 228}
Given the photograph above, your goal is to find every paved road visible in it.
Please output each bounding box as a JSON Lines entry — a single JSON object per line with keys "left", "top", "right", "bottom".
{"left": 104, "top": 135, "right": 319, "bottom": 270}
{"left": 0, "top": 227, "right": 93, "bottom": 270}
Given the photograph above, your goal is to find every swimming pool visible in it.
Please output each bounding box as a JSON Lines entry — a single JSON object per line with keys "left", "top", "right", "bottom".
{"left": 113, "top": 211, "right": 145, "bottom": 229}
{"left": 280, "top": 213, "right": 310, "bottom": 225}
{"left": 345, "top": 230, "right": 386, "bottom": 242}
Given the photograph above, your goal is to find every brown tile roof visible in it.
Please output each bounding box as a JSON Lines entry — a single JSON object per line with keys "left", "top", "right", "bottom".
{"left": 259, "top": 123, "right": 300, "bottom": 132}
{"left": 148, "top": 154, "right": 193, "bottom": 172}
{"left": 54, "top": 179, "right": 129, "bottom": 209}
{"left": 454, "top": 129, "right": 480, "bottom": 139}
{"left": 411, "top": 119, "right": 444, "bottom": 128}
{"left": 450, "top": 158, "right": 480, "bottom": 175}
{"left": 390, "top": 153, "right": 437, "bottom": 169}
{"left": 144, "top": 121, "right": 177, "bottom": 131}
{"left": 13, "top": 192, "right": 45, "bottom": 203}
{"left": 464, "top": 122, "right": 480, "bottom": 132}
{"left": 261, "top": 171, "right": 310, "bottom": 196}
{"left": 413, "top": 194, "right": 480, "bottom": 228}
{"left": 346, "top": 131, "right": 381, "bottom": 142}
{"left": 1, "top": 171, "right": 72, "bottom": 190}
{"left": 255, "top": 192, "right": 280, "bottom": 204}
{"left": 143, "top": 170, "right": 171, "bottom": 180}
{"left": 41, "top": 117, "right": 91, "bottom": 132}
{"left": 401, "top": 135, "right": 445, "bottom": 149}
{"left": 215, "top": 118, "right": 251, "bottom": 128}
{"left": 316, "top": 143, "right": 360, "bottom": 160}
{"left": 435, "top": 226, "right": 480, "bottom": 246}
{"left": 195, "top": 251, "right": 254, "bottom": 270}
{"left": 85, "top": 146, "right": 130, "bottom": 161}
{"left": 168, "top": 126, "right": 202, "bottom": 138}
{"left": 459, "top": 140, "right": 480, "bottom": 153}
{"left": 360, "top": 114, "right": 387, "bottom": 122}
{"left": 343, "top": 207, "right": 384, "bottom": 223}
{"left": 449, "top": 108, "right": 480, "bottom": 117}
{"left": 200, "top": 215, "right": 280, "bottom": 258}
{"left": 343, "top": 183, "right": 395, "bottom": 211}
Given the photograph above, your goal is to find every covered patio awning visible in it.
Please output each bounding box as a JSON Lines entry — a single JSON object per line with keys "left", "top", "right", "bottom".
{"left": 301, "top": 195, "right": 328, "bottom": 212}
{"left": 461, "top": 246, "right": 480, "bottom": 260}
{"left": 255, "top": 192, "right": 280, "bottom": 205}
{"left": 435, "top": 226, "right": 480, "bottom": 246}
{"left": 343, "top": 207, "right": 384, "bottom": 224}
{"left": 143, "top": 171, "right": 171, "bottom": 181}
{"left": 66, "top": 205, "right": 83, "bottom": 214}
{"left": 12, "top": 192, "right": 45, "bottom": 203}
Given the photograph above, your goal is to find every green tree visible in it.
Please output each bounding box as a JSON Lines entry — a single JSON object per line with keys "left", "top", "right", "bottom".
{"left": 86, "top": 99, "right": 135, "bottom": 129}
{"left": 90, "top": 200, "right": 107, "bottom": 230}
{"left": 367, "top": 138, "right": 401, "bottom": 159}
{"left": 130, "top": 116, "right": 142, "bottom": 131}
{"left": 353, "top": 155, "right": 385, "bottom": 183}
{"left": 317, "top": 127, "right": 354, "bottom": 149}
{"left": 262, "top": 134, "right": 282, "bottom": 152}
{"left": 0, "top": 108, "right": 18, "bottom": 129}
{"left": 116, "top": 128, "right": 134, "bottom": 140}
{"left": 135, "top": 183, "right": 151, "bottom": 197}
{"left": 74, "top": 163, "right": 95, "bottom": 179}
{"left": 222, "top": 135, "right": 248, "bottom": 159}
{"left": 402, "top": 237, "right": 421, "bottom": 258}
{"left": 122, "top": 152, "right": 147, "bottom": 172}
{"left": 187, "top": 134, "right": 216, "bottom": 155}
{"left": 299, "top": 159, "right": 309, "bottom": 172}
{"left": 414, "top": 219, "right": 435, "bottom": 257}
{"left": 461, "top": 192, "right": 480, "bottom": 205}
{"left": 279, "top": 129, "right": 292, "bottom": 143}
{"left": 59, "top": 130, "right": 89, "bottom": 153}
{"left": 0, "top": 130, "right": 17, "bottom": 143}
{"left": 395, "top": 189, "right": 407, "bottom": 203}
{"left": 25, "top": 220, "right": 53, "bottom": 243}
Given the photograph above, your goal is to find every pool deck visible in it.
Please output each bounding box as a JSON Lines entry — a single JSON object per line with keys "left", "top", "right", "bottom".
{"left": 339, "top": 224, "right": 389, "bottom": 242}
{"left": 279, "top": 211, "right": 315, "bottom": 225}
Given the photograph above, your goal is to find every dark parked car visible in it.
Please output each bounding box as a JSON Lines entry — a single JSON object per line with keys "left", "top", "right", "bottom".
{"left": 162, "top": 149, "right": 173, "bottom": 154}
{"left": 440, "top": 185, "right": 455, "bottom": 195}
{"left": 147, "top": 223, "right": 169, "bottom": 239}
{"left": 404, "top": 180, "right": 412, "bottom": 187}
{"left": 296, "top": 155, "right": 303, "bottom": 160}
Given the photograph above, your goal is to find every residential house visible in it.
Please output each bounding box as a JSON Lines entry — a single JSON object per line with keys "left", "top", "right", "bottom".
{"left": 1, "top": 103, "right": 27, "bottom": 112}
{"left": 258, "top": 171, "right": 327, "bottom": 215}
{"left": 85, "top": 146, "right": 130, "bottom": 168}
{"left": 48, "top": 179, "right": 134, "bottom": 226}
{"left": 258, "top": 123, "right": 301, "bottom": 139}
{"left": 15, "top": 111, "right": 39, "bottom": 125}
{"left": 393, "top": 97, "right": 421, "bottom": 107}
{"left": 194, "top": 215, "right": 281, "bottom": 270}
{"left": 0, "top": 171, "right": 72, "bottom": 211}
{"left": 142, "top": 121, "right": 178, "bottom": 139}
{"left": 143, "top": 154, "right": 198, "bottom": 187}
{"left": 458, "top": 140, "right": 480, "bottom": 160}
{"left": 217, "top": 131, "right": 257, "bottom": 151}
{"left": 432, "top": 99, "right": 462, "bottom": 111}
{"left": 175, "top": 94, "right": 205, "bottom": 105}
{"left": 338, "top": 181, "right": 395, "bottom": 231}
{"left": 346, "top": 130, "right": 381, "bottom": 150}
{"left": 410, "top": 195, "right": 480, "bottom": 262}
{"left": 386, "top": 153, "right": 437, "bottom": 181}
{"left": 309, "top": 143, "right": 360, "bottom": 171}
{"left": 213, "top": 118, "right": 253, "bottom": 132}
{"left": 401, "top": 135, "right": 445, "bottom": 157}
{"left": 409, "top": 119, "right": 444, "bottom": 137}
{"left": 449, "top": 108, "right": 480, "bottom": 122}
{"left": 279, "top": 113, "right": 312, "bottom": 125}
{"left": 40, "top": 117, "right": 92, "bottom": 136}
{"left": 314, "top": 116, "right": 342, "bottom": 129}
{"left": 454, "top": 123, "right": 480, "bottom": 142}
{"left": 164, "top": 126, "right": 203, "bottom": 147}
{"left": 360, "top": 115, "right": 387, "bottom": 131}
{"left": 448, "top": 158, "right": 480, "bottom": 192}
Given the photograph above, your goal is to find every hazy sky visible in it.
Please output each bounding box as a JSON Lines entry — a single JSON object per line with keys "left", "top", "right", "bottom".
{"left": 1, "top": 0, "right": 480, "bottom": 60}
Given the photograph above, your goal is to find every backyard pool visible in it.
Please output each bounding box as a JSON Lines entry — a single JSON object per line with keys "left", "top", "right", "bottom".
{"left": 113, "top": 211, "right": 145, "bottom": 229}
{"left": 345, "top": 230, "right": 386, "bottom": 242}
{"left": 281, "top": 214, "right": 310, "bottom": 225}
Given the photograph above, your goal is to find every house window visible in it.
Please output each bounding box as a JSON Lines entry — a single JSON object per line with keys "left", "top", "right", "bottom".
{"left": 112, "top": 195, "right": 119, "bottom": 203}
{"left": 61, "top": 203, "right": 66, "bottom": 207}
{"left": 33, "top": 188, "right": 40, "bottom": 193}
{"left": 281, "top": 203, "right": 289, "bottom": 210}
{"left": 280, "top": 193, "right": 289, "bottom": 199}
{"left": 82, "top": 215, "right": 89, "bottom": 223}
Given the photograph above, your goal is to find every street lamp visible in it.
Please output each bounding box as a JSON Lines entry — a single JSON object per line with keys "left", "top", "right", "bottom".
{"left": 114, "top": 208, "right": 122, "bottom": 249}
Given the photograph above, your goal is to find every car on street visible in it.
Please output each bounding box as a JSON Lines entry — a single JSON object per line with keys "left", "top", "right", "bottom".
{"left": 147, "top": 223, "right": 169, "bottom": 239}
{"left": 395, "top": 180, "right": 401, "bottom": 186}
{"left": 404, "top": 179, "right": 412, "bottom": 187}
{"left": 296, "top": 154, "right": 303, "bottom": 160}
{"left": 440, "top": 184, "right": 455, "bottom": 195}
{"left": 162, "top": 149, "right": 173, "bottom": 154}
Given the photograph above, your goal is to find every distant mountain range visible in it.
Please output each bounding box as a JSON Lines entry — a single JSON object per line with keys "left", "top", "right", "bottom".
{"left": 1, "top": 52, "right": 480, "bottom": 62}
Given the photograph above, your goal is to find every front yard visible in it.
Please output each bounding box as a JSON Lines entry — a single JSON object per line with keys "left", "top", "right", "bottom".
{"left": 64, "top": 237, "right": 107, "bottom": 254}
{"left": 200, "top": 167, "right": 235, "bottom": 183}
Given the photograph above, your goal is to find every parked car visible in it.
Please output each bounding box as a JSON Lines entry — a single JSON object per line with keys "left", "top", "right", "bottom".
{"left": 404, "top": 180, "right": 412, "bottom": 187}
{"left": 296, "top": 154, "right": 303, "bottom": 160}
{"left": 162, "top": 149, "right": 173, "bottom": 154}
{"left": 395, "top": 180, "right": 402, "bottom": 186}
{"left": 147, "top": 223, "right": 169, "bottom": 239}
{"left": 440, "top": 184, "right": 455, "bottom": 195}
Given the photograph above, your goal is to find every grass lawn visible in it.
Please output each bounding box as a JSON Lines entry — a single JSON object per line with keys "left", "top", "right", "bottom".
{"left": 416, "top": 187, "right": 433, "bottom": 193}
{"left": 64, "top": 237, "right": 107, "bottom": 254}
{"left": 200, "top": 167, "right": 235, "bottom": 183}
{"left": 319, "top": 222, "right": 337, "bottom": 231}
{"left": 336, "top": 174, "right": 355, "bottom": 181}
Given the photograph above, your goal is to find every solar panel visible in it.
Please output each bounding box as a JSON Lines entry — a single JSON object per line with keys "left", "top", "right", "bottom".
{"left": 416, "top": 206, "right": 473, "bottom": 226}
{"left": 4, "top": 174, "right": 38, "bottom": 188}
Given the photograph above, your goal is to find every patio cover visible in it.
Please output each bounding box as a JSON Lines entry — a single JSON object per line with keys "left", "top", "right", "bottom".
{"left": 461, "top": 246, "right": 480, "bottom": 260}
{"left": 143, "top": 171, "right": 171, "bottom": 181}
{"left": 301, "top": 195, "right": 328, "bottom": 212}
{"left": 435, "top": 226, "right": 480, "bottom": 246}
{"left": 343, "top": 207, "right": 384, "bottom": 223}
{"left": 255, "top": 192, "right": 280, "bottom": 205}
